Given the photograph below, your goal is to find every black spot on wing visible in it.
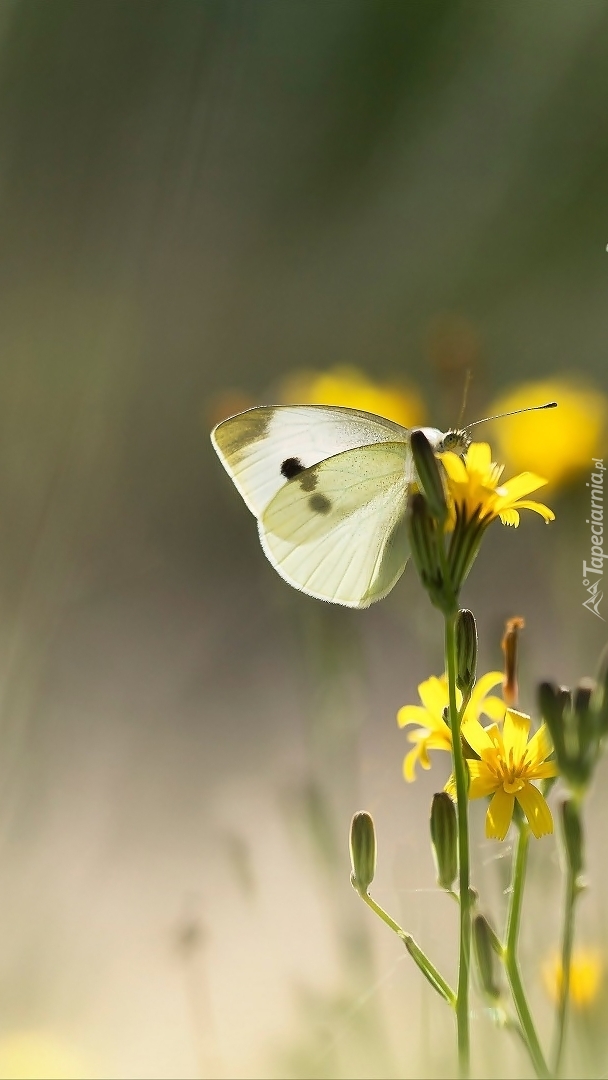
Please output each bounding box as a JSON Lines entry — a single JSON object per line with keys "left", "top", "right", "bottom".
{"left": 281, "top": 457, "right": 305, "bottom": 479}
{"left": 309, "top": 493, "right": 332, "bottom": 514}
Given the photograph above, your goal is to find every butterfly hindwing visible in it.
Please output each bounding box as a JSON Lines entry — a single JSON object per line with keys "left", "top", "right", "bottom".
{"left": 259, "top": 441, "right": 411, "bottom": 607}
{"left": 211, "top": 405, "right": 409, "bottom": 517}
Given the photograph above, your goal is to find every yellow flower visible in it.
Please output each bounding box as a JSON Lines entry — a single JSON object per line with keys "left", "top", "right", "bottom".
{"left": 279, "top": 365, "right": 426, "bottom": 428}
{"left": 439, "top": 441, "right": 555, "bottom": 528}
{"left": 487, "top": 378, "right": 608, "bottom": 490}
{"left": 397, "top": 671, "right": 506, "bottom": 781}
{"left": 0, "top": 1031, "right": 89, "bottom": 1080}
{"left": 457, "top": 708, "right": 558, "bottom": 840}
{"left": 542, "top": 948, "right": 603, "bottom": 1010}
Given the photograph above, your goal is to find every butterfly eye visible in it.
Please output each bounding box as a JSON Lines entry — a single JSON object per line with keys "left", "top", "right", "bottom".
{"left": 438, "top": 430, "right": 471, "bottom": 454}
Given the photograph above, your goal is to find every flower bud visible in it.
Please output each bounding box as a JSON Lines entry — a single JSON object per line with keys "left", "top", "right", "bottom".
{"left": 540, "top": 675, "right": 608, "bottom": 792}
{"left": 349, "top": 811, "right": 377, "bottom": 894}
{"left": 560, "top": 798, "right": 584, "bottom": 882}
{"left": 455, "top": 608, "right": 477, "bottom": 696}
{"left": 573, "top": 680, "right": 596, "bottom": 760}
{"left": 430, "top": 792, "right": 458, "bottom": 891}
{"left": 410, "top": 430, "right": 448, "bottom": 525}
{"left": 473, "top": 914, "right": 501, "bottom": 999}
{"left": 407, "top": 493, "right": 456, "bottom": 615}
{"left": 538, "top": 681, "right": 568, "bottom": 774}
{"left": 592, "top": 648, "right": 608, "bottom": 735}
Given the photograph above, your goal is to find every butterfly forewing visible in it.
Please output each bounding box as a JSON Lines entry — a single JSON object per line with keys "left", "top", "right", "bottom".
{"left": 211, "top": 405, "right": 409, "bottom": 517}
{"left": 259, "top": 442, "right": 411, "bottom": 607}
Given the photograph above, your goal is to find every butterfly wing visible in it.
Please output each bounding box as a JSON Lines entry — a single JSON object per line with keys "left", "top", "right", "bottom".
{"left": 211, "top": 405, "right": 409, "bottom": 517}
{"left": 259, "top": 441, "right": 411, "bottom": 607}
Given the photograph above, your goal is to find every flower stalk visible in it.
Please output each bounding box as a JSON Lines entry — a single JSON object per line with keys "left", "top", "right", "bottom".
{"left": 504, "top": 821, "right": 551, "bottom": 1079}
{"left": 349, "top": 812, "right": 456, "bottom": 1008}
{"left": 552, "top": 798, "right": 585, "bottom": 1077}
{"left": 445, "top": 612, "right": 472, "bottom": 1079}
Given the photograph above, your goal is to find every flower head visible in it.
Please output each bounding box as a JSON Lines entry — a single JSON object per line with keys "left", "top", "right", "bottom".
{"left": 542, "top": 948, "right": 603, "bottom": 1010}
{"left": 279, "top": 365, "right": 426, "bottom": 428}
{"left": 487, "top": 379, "right": 608, "bottom": 490}
{"left": 456, "top": 708, "right": 558, "bottom": 840}
{"left": 440, "top": 442, "right": 555, "bottom": 529}
{"left": 397, "top": 671, "right": 505, "bottom": 781}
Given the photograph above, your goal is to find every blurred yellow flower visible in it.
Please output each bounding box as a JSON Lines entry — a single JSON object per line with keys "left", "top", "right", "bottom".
{"left": 486, "top": 379, "right": 608, "bottom": 489}
{"left": 0, "top": 1031, "right": 90, "bottom": 1080}
{"left": 280, "top": 365, "right": 426, "bottom": 428}
{"left": 451, "top": 708, "right": 558, "bottom": 840}
{"left": 207, "top": 388, "right": 256, "bottom": 427}
{"left": 542, "top": 948, "right": 603, "bottom": 1009}
{"left": 397, "top": 670, "right": 505, "bottom": 781}
{"left": 440, "top": 442, "right": 555, "bottom": 528}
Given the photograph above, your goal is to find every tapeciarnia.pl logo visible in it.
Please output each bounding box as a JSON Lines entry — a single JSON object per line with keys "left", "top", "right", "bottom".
{"left": 583, "top": 457, "right": 606, "bottom": 620}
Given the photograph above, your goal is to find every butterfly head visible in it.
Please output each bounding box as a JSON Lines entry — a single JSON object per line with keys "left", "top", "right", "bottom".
{"left": 434, "top": 429, "right": 472, "bottom": 455}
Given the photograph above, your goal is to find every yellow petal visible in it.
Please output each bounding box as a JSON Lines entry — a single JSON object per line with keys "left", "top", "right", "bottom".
{"left": 403, "top": 745, "right": 422, "bottom": 782}
{"left": 510, "top": 499, "right": 555, "bottom": 523}
{"left": 467, "top": 761, "right": 499, "bottom": 799}
{"left": 526, "top": 723, "right": 554, "bottom": 768}
{"left": 418, "top": 742, "right": 432, "bottom": 771}
{"left": 469, "top": 671, "right": 504, "bottom": 711}
{"left": 503, "top": 709, "right": 530, "bottom": 762}
{"left": 531, "top": 761, "right": 559, "bottom": 779}
{"left": 444, "top": 775, "right": 457, "bottom": 800}
{"left": 461, "top": 715, "right": 497, "bottom": 757}
{"left": 417, "top": 676, "right": 450, "bottom": 721}
{"left": 466, "top": 442, "right": 492, "bottom": 473}
{"left": 481, "top": 695, "right": 508, "bottom": 722}
{"left": 486, "top": 789, "right": 515, "bottom": 840}
{"left": 516, "top": 783, "right": 553, "bottom": 838}
{"left": 439, "top": 451, "right": 469, "bottom": 484}
{"left": 424, "top": 730, "right": 453, "bottom": 752}
{"left": 496, "top": 472, "right": 549, "bottom": 502}
{"left": 499, "top": 508, "right": 520, "bottom": 527}
{"left": 397, "top": 705, "right": 429, "bottom": 729}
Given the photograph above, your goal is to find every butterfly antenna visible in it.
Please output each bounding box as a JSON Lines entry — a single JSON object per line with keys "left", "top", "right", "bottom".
{"left": 457, "top": 368, "right": 472, "bottom": 428}
{"left": 464, "top": 401, "right": 557, "bottom": 432}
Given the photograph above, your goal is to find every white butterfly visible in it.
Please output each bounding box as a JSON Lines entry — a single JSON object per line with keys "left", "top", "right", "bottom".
{"left": 211, "top": 404, "right": 467, "bottom": 608}
{"left": 211, "top": 399, "right": 557, "bottom": 608}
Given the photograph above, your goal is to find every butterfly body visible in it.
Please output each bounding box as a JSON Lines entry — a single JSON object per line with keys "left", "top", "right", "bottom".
{"left": 211, "top": 405, "right": 461, "bottom": 608}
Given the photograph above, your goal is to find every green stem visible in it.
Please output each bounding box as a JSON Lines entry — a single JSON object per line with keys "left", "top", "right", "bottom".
{"left": 504, "top": 822, "right": 551, "bottom": 1079}
{"left": 552, "top": 859, "right": 578, "bottom": 1075}
{"left": 357, "top": 890, "right": 456, "bottom": 1006}
{"left": 445, "top": 612, "right": 471, "bottom": 1079}
{"left": 359, "top": 889, "right": 404, "bottom": 938}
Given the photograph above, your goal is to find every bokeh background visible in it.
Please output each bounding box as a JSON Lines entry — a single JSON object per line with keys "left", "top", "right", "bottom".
{"left": 0, "top": 1, "right": 607, "bottom": 1077}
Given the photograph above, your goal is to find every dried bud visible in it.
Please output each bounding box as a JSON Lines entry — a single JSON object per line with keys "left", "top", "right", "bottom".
{"left": 501, "top": 616, "right": 525, "bottom": 707}
{"left": 430, "top": 792, "right": 458, "bottom": 891}
{"left": 349, "top": 812, "right": 377, "bottom": 894}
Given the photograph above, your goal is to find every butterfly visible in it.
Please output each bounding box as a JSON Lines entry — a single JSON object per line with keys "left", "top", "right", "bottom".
{"left": 210, "top": 404, "right": 476, "bottom": 608}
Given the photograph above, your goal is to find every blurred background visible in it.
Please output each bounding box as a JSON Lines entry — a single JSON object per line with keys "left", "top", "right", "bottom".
{"left": 0, "top": 1, "right": 606, "bottom": 1076}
